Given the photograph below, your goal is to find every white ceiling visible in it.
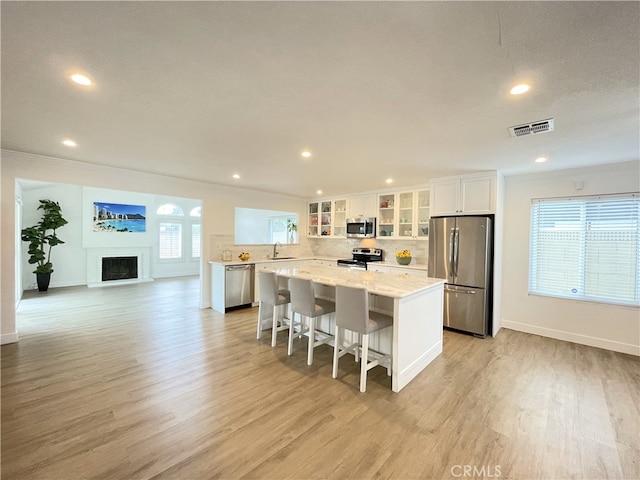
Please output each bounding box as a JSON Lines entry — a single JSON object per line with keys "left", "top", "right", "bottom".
{"left": 2, "top": 1, "right": 638, "bottom": 198}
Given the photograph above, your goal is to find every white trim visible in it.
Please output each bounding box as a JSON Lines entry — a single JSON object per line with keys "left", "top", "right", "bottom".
{"left": 88, "top": 278, "right": 154, "bottom": 288}
{"left": 502, "top": 319, "right": 640, "bottom": 356}
{"left": 1, "top": 333, "right": 19, "bottom": 345}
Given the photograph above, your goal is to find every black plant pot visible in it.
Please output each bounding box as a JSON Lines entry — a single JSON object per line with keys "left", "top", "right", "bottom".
{"left": 36, "top": 273, "right": 51, "bottom": 292}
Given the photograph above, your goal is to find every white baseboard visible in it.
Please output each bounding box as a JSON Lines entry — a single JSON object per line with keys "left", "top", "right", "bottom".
{"left": 1, "top": 333, "right": 19, "bottom": 345}
{"left": 87, "top": 278, "right": 154, "bottom": 288}
{"left": 502, "top": 319, "right": 640, "bottom": 356}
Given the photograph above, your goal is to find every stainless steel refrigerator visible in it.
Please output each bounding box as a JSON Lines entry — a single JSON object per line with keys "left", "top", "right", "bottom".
{"left": 428, "top": 216, "right": 493, "bottom": 337}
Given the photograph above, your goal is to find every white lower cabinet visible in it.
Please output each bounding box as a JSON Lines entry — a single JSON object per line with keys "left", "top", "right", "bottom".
{"left": 367, "top": 264, "right": 388, "bottom": 273}
{"left": 388, "top": 266, "right": 428, "bottom": 279}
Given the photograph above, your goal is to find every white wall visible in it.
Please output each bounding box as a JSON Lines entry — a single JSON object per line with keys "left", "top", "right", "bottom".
{"left": 501, "top": 161, "right": 640, "bottom": 355}
{"left": 1, "top": 150, "right": 309, "bottom": 344}
{"left": 21, "top": 184, "right": 86, "bottom": 290}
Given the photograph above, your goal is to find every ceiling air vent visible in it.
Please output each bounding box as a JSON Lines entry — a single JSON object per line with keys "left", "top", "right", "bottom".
{"left": 508, "top": 118, "right": 554, "bottom": 138}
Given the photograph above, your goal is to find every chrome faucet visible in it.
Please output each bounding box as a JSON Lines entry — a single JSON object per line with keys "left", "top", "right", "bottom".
{"left": 273, "top": 241, "right": 281, "bottom": 259}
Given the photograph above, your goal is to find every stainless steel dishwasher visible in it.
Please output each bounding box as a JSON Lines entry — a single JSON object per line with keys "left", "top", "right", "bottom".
{"left": 225, "top": 264, "right": 255, "bottom": 310}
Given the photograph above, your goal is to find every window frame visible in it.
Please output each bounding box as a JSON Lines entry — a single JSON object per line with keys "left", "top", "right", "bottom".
{"left": 529, "top": 192, "right": 640, "bottom": 307}
{"left": 156, "top": 203, "right": 185, "bottom": 262}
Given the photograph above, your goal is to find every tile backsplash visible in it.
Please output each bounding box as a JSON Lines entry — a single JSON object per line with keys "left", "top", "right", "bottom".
{"left": 209, "top": 233, "right": 428, "bottom": 265}
{"left": 308, "top": 237, "right": 428, "bottom": 264}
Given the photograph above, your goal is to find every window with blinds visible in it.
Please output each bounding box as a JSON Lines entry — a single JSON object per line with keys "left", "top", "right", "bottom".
{"left": 529, "top": 193, "right": 640, "bottom": 306}
{"left": 159, "top": 222, "right": 183, "bottom": 259}
{"left": 191, "top": 223, "right": 201, "bottom": 258}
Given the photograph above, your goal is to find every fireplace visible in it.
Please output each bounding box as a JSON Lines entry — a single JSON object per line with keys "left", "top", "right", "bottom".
{"left": 102, "top": 256, "right": 138, "bottom": 282}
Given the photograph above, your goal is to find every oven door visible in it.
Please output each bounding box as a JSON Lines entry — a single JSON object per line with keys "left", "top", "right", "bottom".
{"left": 336, "top": 260, "right": 367, "bottom": 270}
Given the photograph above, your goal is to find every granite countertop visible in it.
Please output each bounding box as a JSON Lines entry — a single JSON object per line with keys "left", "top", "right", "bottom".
{"left": 208, "top": 256, "right": 334, "bottom": 266}
{"left": 272, "top": 264, "right": 444, "bottom": 299}
{"left": 209, "top": 256, "right": 429, "bottom": 271}
{"left": 377, "top": 260, "right": 428, "bottom": 271}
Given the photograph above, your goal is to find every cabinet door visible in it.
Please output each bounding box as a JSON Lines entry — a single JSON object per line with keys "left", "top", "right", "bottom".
{"left": 389, "top": 266, "right": 427, "bottom": 279}
{"left": 308, "top": 202, "right": 319, "bottom": 236}
{"left": 378, "top": 193, "right": 396, "bottom": 238}
{"left": 416, "top": 189, "right": 430, "bottom": 238}
{"left": 460, "top": 176, "right": 495, "bottom": 214}
{"left": 397, "top": 191, "right": 414, "bottom": 238}
{"left": 320, "top": 201, "right": 332, "bottom": 236}
{"left": 430, "top": 180, "right": 460, "bottom": 216}
{"left": 333, "top": 199, "right": 347, "bottom": 237}
{"left": 348, "top": 194, "right": 377, "bottom": 218}
{"left": 368, "top": 264, "right": 388, "bottom": 273}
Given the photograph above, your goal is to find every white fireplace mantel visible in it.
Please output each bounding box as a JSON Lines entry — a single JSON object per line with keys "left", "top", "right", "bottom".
{"left": 87, "top": 247, "right": 153, "bottom": 288}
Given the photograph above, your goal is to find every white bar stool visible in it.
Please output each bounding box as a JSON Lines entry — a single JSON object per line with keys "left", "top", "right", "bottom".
{"left": 288, "top": 277, "right": 335, "bottom": 365}
{"left": 333, "top": 285, "right": 392, "bottom": 392}
{"left": 256, "top": 271, "right": 291, "bottom": 347}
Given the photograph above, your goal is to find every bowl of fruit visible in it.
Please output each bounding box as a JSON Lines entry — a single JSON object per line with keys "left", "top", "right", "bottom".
{"left": 239, "top": 252, "right": 250, "bottom": 261}
{"left": 396, "top": 250, "right": 412, "bottom": 265}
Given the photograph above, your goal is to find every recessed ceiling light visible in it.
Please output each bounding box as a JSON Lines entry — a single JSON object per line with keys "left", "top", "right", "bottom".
{"left": 535, "top": 157, "right": 547, "bottom": 163}
{"left": 301, "top": 151, "right": 312, "bottom": 158}
{"left": 510, "top": 84, "right": 530, "bottom": 95}
{"left": 232, "top": 174, "right": 240, "bottom": 179}
{"left": 62, "top": 139, "right": 77, "bottom": 147}
{"left": 386, "top": 178, "right": 393, "bottom": 184}
{"left": 316, "top": 190, "right": 323, "bottom": 195}
{"left": 70, "top": 74, "right": 92, "bottom": 86}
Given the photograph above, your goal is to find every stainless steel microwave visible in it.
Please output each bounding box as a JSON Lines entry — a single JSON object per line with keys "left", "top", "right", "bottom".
{"left": 346, "top": 217, "right": 376, "bottom": 238}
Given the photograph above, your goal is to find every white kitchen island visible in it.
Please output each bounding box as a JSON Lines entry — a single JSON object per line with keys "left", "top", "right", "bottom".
{"left": 272, "top": 265, "right": 445, "bottom": 393}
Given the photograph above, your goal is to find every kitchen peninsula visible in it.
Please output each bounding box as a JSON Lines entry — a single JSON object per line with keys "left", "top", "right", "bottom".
{"left": 273, "top": 265, "right": 445, "bottom": 392}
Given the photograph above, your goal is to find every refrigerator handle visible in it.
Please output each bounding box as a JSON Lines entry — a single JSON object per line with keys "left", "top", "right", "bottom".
{"left": 448, "top": 228, "right": 455, "bottom": 277}
{"left": 453, "top": 228, "right": 460, "bottom": 277}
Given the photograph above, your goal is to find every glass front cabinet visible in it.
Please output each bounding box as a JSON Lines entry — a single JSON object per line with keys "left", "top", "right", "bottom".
{"left": 417, "top": 189, "right": 430, "bottom": 237}
{"left": 308, "top": 198, "right": 347, "bottom": 237}
{"left": 308, "top": 202, "right": 319, "bottom": 236}
{"left": 378, "top": 193, "right": 396, "bottom": 237}
{"left": 377, "top": 189, "right": 430, "bottom": 239}
{"left": 320, "top": 201, "right": 332, "bottom": 236}
{"left": 310, "top": 190, "right": 428, "bottom": 239}
{"left": 333, "top": 199, "right": 347, "bottom": 237}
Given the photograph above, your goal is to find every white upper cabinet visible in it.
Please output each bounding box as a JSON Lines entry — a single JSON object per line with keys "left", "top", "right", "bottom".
{"left": 347, "top": 194, "right": 377, "bottom": 218}
{"left": 378, "top": 188, "right": 430, "bottom": 239}
{"left": 430, "top": 173, "right": 497, "bottom": 216}
{"left": 308, "top": 201, "right": 320, "bottom": 236}
{"left": 308, "top": 198, "right": 347, "bottom": 237}
{"left": 333, "top": 199, "right": 348, "bottom": 237}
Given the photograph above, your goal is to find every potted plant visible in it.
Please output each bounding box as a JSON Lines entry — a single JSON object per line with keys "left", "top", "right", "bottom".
{"left": 21, "top": 199, "right": 68, "bottom": 291}
{"left": 287, "top": 219, "right": 298, "bottom": 243}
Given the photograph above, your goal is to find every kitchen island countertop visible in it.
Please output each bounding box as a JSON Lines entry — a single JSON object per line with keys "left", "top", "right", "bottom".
{"left": 272, "top": 264, "right": 442, "bottom": 299}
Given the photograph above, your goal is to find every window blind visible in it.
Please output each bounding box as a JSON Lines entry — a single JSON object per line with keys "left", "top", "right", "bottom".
{"left": 159, "top": 222, "right": 183, "bottom": 259}
{"left": 529, "top": 193, "right": 640, "bottom": 306}
{"left": 191, "top": 223, "right": 201, "bottom": 258}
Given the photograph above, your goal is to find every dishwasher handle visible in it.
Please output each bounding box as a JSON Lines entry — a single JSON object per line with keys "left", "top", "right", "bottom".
{"left": 226, "top": 264, "right": 254, "bottom": 271}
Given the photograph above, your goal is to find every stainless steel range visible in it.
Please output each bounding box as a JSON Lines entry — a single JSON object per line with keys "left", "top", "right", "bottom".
{"left": 337, "top": 248, "right": 383, "bottom": 270}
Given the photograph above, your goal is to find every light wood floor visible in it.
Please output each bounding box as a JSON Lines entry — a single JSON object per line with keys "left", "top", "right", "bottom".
{"left": 2, "top": 277, "right": 639, "bottom": 480}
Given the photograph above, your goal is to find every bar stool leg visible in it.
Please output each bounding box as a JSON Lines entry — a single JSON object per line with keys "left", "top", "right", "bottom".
{"left": 360, "top": 333, "right": 369, "bottom": 393}
{"left": 307, "top": 316, "right": 315, "bottom": 366}
{"left": 271, "top": 304, "right": 279, "bottom": 347}
{"left": 332, "top": 325, "right": 341, "bottom": 378}
{"left": 257, "top": 302, "right": 264, "bottom": 340}
{"left": 288, "top": 312, "right": 296, "bottom": 355}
